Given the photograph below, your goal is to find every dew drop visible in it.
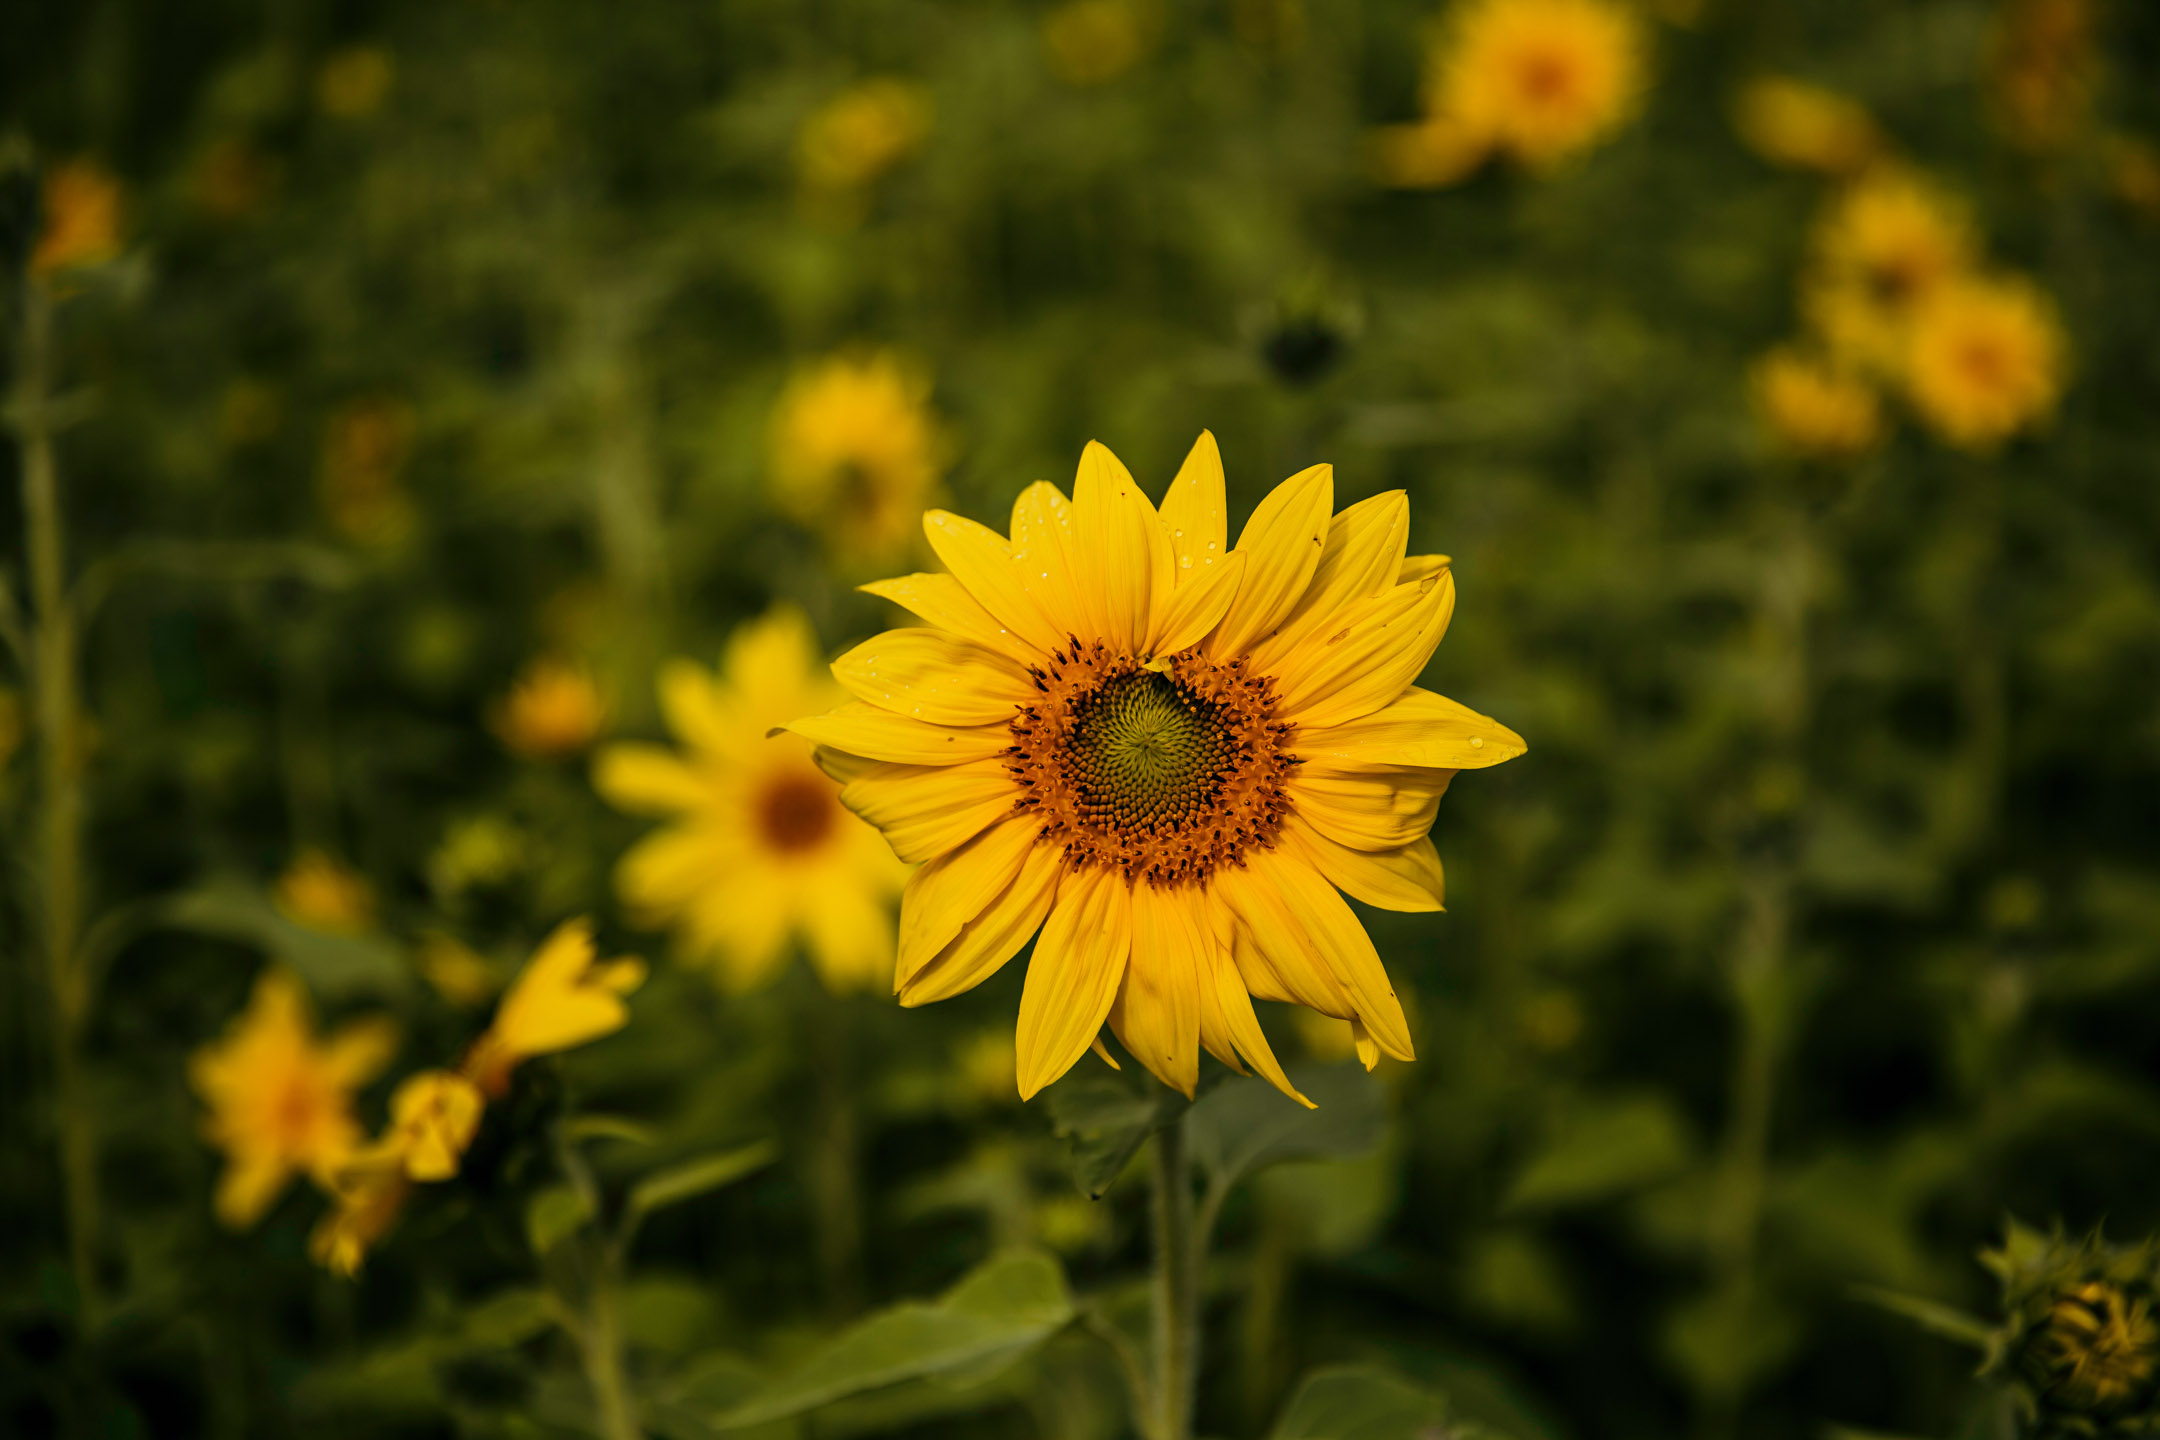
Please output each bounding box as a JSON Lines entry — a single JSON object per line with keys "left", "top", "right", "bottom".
{"left": 1173, "top": 528, "right": 1184, "bottom": 539}
{"left": 1470, "top": 737, "right": 1484, "bottom": 749}
{"left": 1206, "top": 541, "right": 1217, "bottom": 551}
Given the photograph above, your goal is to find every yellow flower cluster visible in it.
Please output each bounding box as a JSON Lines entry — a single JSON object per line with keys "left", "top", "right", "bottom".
{"left": 1740, "top": 94, "right": 2068, "bottom": 457}
{"left": 189, "top": 920, "right": 642, "bottom": 1273}
{"left": 1373, "top": 0, "right": 1647, "bottom": 188}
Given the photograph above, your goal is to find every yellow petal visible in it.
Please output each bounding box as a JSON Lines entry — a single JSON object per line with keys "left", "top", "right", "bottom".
{"left": 1009, "top": 481, "right": 1093, "bottom": 642}
{"left": 592, "top": 744, "right": 712, "bottom": 815}
{"left": 860, "top": 573, "right": 1039, "bottom": 665}
{"left": 685, "top": 876, "right": 795, "bottom": 993}
{"left": 1195, "top": 908, "right": 1311, "bottom": 1107}
{"left": 616, "top": 826, "right": 735, "bottom": 911}
{"left": 1287, "top": 764, "right": 1453, "bottom": 851}
{"left": 657, "top": 659, "right": 738, "bottom": 756}
{"left": 1014, "top": 866, "right": 1132, "bottom": 1100}
{"left": 897, "top": 813, "right": 1040, "bottom": 989}
{"left": 215, "top": 1156, "right": 294, "bottom": 1230}
{"left": 1209, "top": 463, "right": 1334, "bottom": 657}
{"left": 901, "top": 841, "right": 1065, "bottom": 1006}
{"left": 1283, "top": 813, "right": 1445, "bottom": 913}
{"left": 1240, "top": 846, "right": 1414, "bottom": 1062}
{"left": 923, "top": 510, "right": 1066, "bottom": 655}
{"left": 1089, "top": 1035, "right": 1122, "bottom": 1070}
{"left": 323, "top": 1015, "right": 400, "bottom": 1088}
{"left": 831, "top": 629, "right": 1032, "bottom": 726}
{"left": 840, "top": 756, "right": 1019, "bottom": 864}
{"left": 1073, "top": 441, "right": 1171, "bottom": 652}
{"left": 1350, "top": 1018, "right": 1380, "bottom": 1071}
{"left": 1246, "top": 491, "right": 1409, "bottom": 673}
{"left": 801, "top": 881, "right": 895, "bottom": 995}
{"left": 783, "top": 701, "right": 1014, "bottom": 766}
{"left": 1112, "top": 883, "right": 1204, "bottom": 1097}
{"left": 1397, "top": 554, "right": 1450, "bottom": 584}
{"left": 1145, "top": 549, "right": 1246, "bottom": 660}
{"left": 389, "top": 1070, "right": 484, "bottom": 1183}
{"left": 488, "top": 918, "right": 635, "bottom": 1059}
{"left": 1290, "top": 686, "right": 1525, "bottom": 770}
{"left": 1223, "top": 898, "right": 1355, "bottom": 1017}
{"left": 1271, "top": 570, "right": 1456, "bottom": 729}
{"left": 1159, "top": 431, "right": 1228, "bottom": 583}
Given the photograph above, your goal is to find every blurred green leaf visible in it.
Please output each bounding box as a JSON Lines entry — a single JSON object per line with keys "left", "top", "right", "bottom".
{"left": 162, "top": 880, "right": 406, "bottom": 1000}
{"left": 561, "top": 1114, "right": 663, "bottom": 1147}
{"left": 626, "top": 1141, "right": 778, "bottom": 1227}
{"left": 1268, "top": 1364, "right": 1445, "bottom": 1440}
{"left": 710, "top": 1250, "right": 1074, "bottom": 1428}
{"left": 526, "top": 1184, "right": 593, "bottom": 1256}
{"left": 1045, "top": 1076, "right": 1186, "bottom": 1199}
{"left": 1503, "top": 1094, "right": 1693, "bottom": 1212}
{"left": 1851, "top": 1286, "right": 1995, "bottom": 1351}
{"left": 1190, "top": 1065, "right": 1388, "bottom": 1199}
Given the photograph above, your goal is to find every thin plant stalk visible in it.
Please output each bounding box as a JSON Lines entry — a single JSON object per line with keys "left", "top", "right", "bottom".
{"left": 15, "top": 275, "right": 98, "bottom": 1325}
{"left": 1149, "top": 1114, "right": 1199, "bottom": 1440}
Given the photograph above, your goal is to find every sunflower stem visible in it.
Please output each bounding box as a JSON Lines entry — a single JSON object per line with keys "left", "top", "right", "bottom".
{"left": 1149, "top": 1113, "right": 1199, "bottom": 1440}
{"left": 15, "top": 273, "right": 99, "bottom": 1328}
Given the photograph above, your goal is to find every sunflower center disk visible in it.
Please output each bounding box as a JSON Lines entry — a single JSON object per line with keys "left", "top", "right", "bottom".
{"left": 1006, "top": 640, "right": 1297, "bottom": 886}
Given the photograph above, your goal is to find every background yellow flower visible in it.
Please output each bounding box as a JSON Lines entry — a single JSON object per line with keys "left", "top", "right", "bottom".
{"left": 491, "top": 655, "right": 607, "bottom": 759}
{"left": 1427, "top": 0, "right": 1646, "bottom": 170}
{"left": 31, "top": 160, "right": 123, "bottom": 275}
{"left": 1804, "top": 171, "right": 1976, "bottom": 377}
{"left": 1733, "top": 77, "right": 1879, "bottom": 175}
{"left": 273, "top": 850, "right": 377, "bottom": 935}
{"left": 1751, "top": 346, "right": 1883, "bottom": 458}
{"left": 768, "top": 353, "right": 947, "bottom": 568}
{"left": 1904, "top": 274, "right": 2066, "bottom": 451}
{"left": 797, "top": 80, "right": 932, "bottom": 192}
{"left": 594, "top": 608, "right": 907, "bottom": 993}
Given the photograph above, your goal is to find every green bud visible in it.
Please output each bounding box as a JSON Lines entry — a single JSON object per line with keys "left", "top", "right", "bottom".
{"left": 1983, "top": 1220, "right": 2160, "bottom": 1438}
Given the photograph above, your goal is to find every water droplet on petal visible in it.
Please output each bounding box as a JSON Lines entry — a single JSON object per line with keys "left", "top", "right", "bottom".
{"left": 1470, "top": 737, "right": 1484, "bottom": 749}
{"left": 1180, "top": 556, "right": 1192, "bottom": 570}
{"left": 1206, "top": 541, "right": 1217, "bottom": 551}
{"left": 1173, "top": 529, "right": 1184, "bottom": 539}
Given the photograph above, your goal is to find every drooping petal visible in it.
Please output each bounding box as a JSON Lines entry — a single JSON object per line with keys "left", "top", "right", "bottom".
{"left": 1290, "top": 687, "right": 1526, "bottom": 770}
{"left": 896, "top": 813, "right": 1040, "bottom": 989}
{"left": 1112, "top": 883, "right": 1204, "bottom": 1097}
{"left": 1215, "top": 868, "right": 1357, "bottom": 1018}
{"left": 1282, "top": 813, "right": 1446, "bottom": 913}
{"left": 1209, "top": 463, "right": 1334, "bottom": 657}
{"left": 1397, "top": 554, "right": 1450, "bottom": 585}
{"left": 923, "top": 511, "right": 1066, "bottom": 655}
{"left": 1194, "top": 904, "right": 1311, "bottom": 1107}
{"left": 1014, "top": 866, "right": 1132, "bottom": 1099}
{"left": 592, "top": 744, "right": 714, "bottom": 815}
{"left": 901, "top": 842, "right": 1065, "bottom": 1006}
{"left": 1145, "top": 549, "right": 1246, "bottom": 660}
{"left": 860, "top": 573, "right": 1039, "bottom": 665}
{"left": 1159, "top": 431, "right": 1228, "bottom": 583}
{"left": 840, "top": 757, "right": 1018, "bottom": 864}
{"left": 1009, "top": 481, "right": 1093, "bottom": 642}
{"left": 831, "top": 629, "right": 1032, "bottom": 726}
{"left": 1287, "top": 764, "right": 1454, "bottom": 851}
{"left": 781, "top": 701, "right": 1013, "bottom": 766}
{"left": 1270, "top": 570, "right": 1457, "bottom": 728}
{"left": 1240, "top": 846, "right": 1414, "bottom": 1062}
{"left": 1073, "top": 442, "right": 1172, "bottom": 652}
{"left": 1247, "top": 492, "right": 1410, "bottom": 673}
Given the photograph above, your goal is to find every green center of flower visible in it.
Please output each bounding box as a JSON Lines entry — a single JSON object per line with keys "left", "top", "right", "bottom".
{"left": 1066, "top": 671, "right": 1239, "bottom": 828}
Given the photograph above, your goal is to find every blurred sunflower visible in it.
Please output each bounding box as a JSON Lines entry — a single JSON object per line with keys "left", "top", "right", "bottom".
{"left": 190, "top": 970, "right": 397, "bottom": 1228}
{"left": 1804, "top": 171, "right": 1975, "bottom": 377}
{"left": 1750, "top": 346, "right": 1883, "bottom": 458}
{"left": 1988, "top": 0, "right": 2097, "bottom": 153}
{"left": 1426, "top": 0, "right": 1646, "bottom": 171}
{"left": 768, "top": 352, "right": 946, "bottom": 568}
{"left": 787, "top": 434, "right": 1524, "bottom": 1102}
{"left": 594, "top": 608, "right": 907, "bottom": 993}
{"left": 31, "top": 159, "right": 123, "bottom": 275}
{"left": 1733, "top": 77, "right": 1878, "bottom": 176}
{"left": 274, "top": 849, "right": 377, "bottom": 934}
{"left": 1904, "top": 274, "right": 2066, "bottom": 452}
{"left": 491, "top": 654, "right": 606, "bottom": 759}
{"left": 796, "top": 79, "right": 932, "bottom": 193}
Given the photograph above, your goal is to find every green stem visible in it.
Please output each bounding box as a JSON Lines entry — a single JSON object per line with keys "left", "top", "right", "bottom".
{"left": 1149, "top": 1116, "right": 1198, "bottom": 1440}
{"left": 806, "top": 993, "right": 865, "bottom": 1317}
{"left": 17, "top": 277, "right": 98, "bottom": 1326}
{"left": 579, "top": 1267, "right": 642, "bottom": 1440}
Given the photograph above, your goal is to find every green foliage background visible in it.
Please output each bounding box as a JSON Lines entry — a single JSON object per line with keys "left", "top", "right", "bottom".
{"left": 4, "top": 0, "right": 2160, "bottom": 1437}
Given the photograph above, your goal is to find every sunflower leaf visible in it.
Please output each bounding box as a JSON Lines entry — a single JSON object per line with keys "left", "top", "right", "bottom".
{"left": 1188, "top": 1063, "right": 1388, "bottom": 1198}
{"left": 160, "top": 880, "right": 407, "bottom": 1000}
{"left": 1267, "top": 1364, "right": 1447, "bottom": 1440}
{"left": 1044, "top": 1076, "right": 1187, "bottom": 1198}
{"left": 626, "top": 1141, "right": 778, "bottom": 1228}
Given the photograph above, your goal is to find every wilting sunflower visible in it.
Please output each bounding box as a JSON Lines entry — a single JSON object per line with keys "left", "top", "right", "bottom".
{"left": 595, "top": 608, "right": 908, "bottom": 993}
{"left": 788, "top": 435, "right": 1524, "bottom": 1102}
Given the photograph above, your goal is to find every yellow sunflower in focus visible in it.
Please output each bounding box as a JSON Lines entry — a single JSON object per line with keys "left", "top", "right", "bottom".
{"left": 1426, "top": 0, "right": 1646, "bottom": 171}
{"left": 1804, "top": 171, "right": 1975, "bottom": 377}
{"left": 787, "top": 434, "right": 1524, "bottom": 1103}
{"left": 190, "top": 970, "right": 396, "bottom": 1228}
{"left": 595, "top": 608, "right": 907, "bottom": 994}
{"left": 1750, "top": 346, "right": 1883, "bottom": 459}
{"left": 1904, "top": 275, "right": 2066, "bottom": 452}
{"left": 769, "top": 352, "right": 946, "bottom": 568}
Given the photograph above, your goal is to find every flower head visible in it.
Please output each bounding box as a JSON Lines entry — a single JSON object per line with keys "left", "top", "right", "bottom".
{"left": 1750, "top": 346, "right": 1883, "bottom": 459}
{"left": 189, "top": 970, "right": 396, "bottom": 1228}
{"left": 769, "top": 352, "right": 946, "bottom": 567}
{"left": 1904, "top": 273, "right": 2067, "bottom": 452}
{"left": 32, "top": 160, "right": 123, "bottom": 275}
{"left": 797, "top": 80, "right": 932, "bottom": 192}
{"left": 274, "top": 849, "right": 377, "bottom": 935}
{"left": 1733, "top": 77, "right": 1878, "bottom": 175}
{"left": 595, "top": 608, "right": 907, "bottom": 993}
{"left": 383, "top": 1069, "right": 485, "bottom": 1182}
{"left": 1804, "top": 171, "right": 1976, "bottom": 376}
{"left": 788, "top": 434, "right": 1523, "bottom": 1103}
{"left": 309, "top": 1146, "right": 410, "bottom": 1276}
{"left": 1425, "top": 0, "right": 1646, "bottom": 170}
{"left": 1982, "top": 1221, "right": 2160, "bottom": 1438}
{"left": 464, "top": 918, "right": 646, "bottom": 1095}
{"left": 492, "top": 655, "right": 607, "bottom": 760}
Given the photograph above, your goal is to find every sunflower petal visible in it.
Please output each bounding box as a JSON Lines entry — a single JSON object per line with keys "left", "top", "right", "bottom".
{"left": 1009, "top": 481, "right": 1093, "bottom": 642}
{"left": 782, "top": 701, "right": 1013, "bottom": 766}
{"left": 901, "top": 842, "right": 1065, "bottom": 1006}
{"left": 1283, "top": 813, "right": 1446, "bottom": 913}
{"left": 1210, "top": 463, "right": 1334, "bottom": 657}
{"left": 1247, "top": 491, "right": 1410, "bottom": 673}
{"left": 1113, "top": 883, "right": 1204, "bottom": 1097}
{"left": 1159, "top": 431, "right": 1229, "bottom": 583}
{"left": 1243, "top": 846, "right": 1414, "bottom": 1062}
{"left": 1014, "top": 866, "right": 1132, "bottom": 1100}
{"left": 1197, "top": 915, "right": 1311, "bottom": 1107}
{"left": 1397, "top": 554, "right": 1450, "bottom": 584}
{"left": 1215, "top": 870, "right": 1357, "bottom": 1018}
{"left": 1271, "top": 570, "right": 1457, "bottom": 728}
{"left": 860, "top": 573, "right": 1038, "bottom": 665}
{"left": 592, "top": 744, "right": 712, "bottom": 815}
{"left": 1146, "top": 549, "right": 1246, "bottom": 660}
{"left": 840, "top": 757, "right": 1018, "bottom": 863}
{"left": 1073, "top": 442, "right": 1170, "bottom": 652}
{"left": 896, "top": 813, "right": 1040, "bottom": 989}
{"left": 832, "top": 629, "right": 1032, "bottom": 726}
{"left": 1290, "top": 687, "right": 1525, "bottom": 770}
{"left": 923, "top": 511, "right": 1065, "bottom": 655}
{"left": 1350, "top": 1019, "right": 1380, "bottom": 1071}
{"left": 1287, "top": 764, "right": 1453, "bottom": 851}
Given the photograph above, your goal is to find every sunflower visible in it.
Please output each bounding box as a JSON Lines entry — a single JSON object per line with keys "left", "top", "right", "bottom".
{"left": 1732, "top": 77, "right": 1878, "bottom": 176}
{"left": 769, "top": 352, "right": 947, "bottom": 567}
{"left": 787, "top": 434, "right": 1524, "bottom": 1102}
{"left": 1903, "top": 274, "right": 2067, "bottom": 452}
{"left": 1750, "top": 345, "right": 1883, "bottom": 459}
{"left": 1425, "top": 0, "right": 1646, "bottom": 171}
{"left": 1803, "top": 171, "right": 1975, "bottom": 377}
{"left": 595, "top": 607, "right": 908, "bottom": 993}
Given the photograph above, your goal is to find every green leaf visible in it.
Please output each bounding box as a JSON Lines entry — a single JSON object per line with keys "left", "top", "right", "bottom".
{"left": 458, "top": 1288, "right": 556, "bottom": 1348}
{"left": 561, "top": 1114, "right": 662, "bottom": 1147}
{"left": 1851, "top": 1285, "right": 1997, "bottom": 1351}
{"left": 710, "top": 1250, "right": 1074, "bottom": 1429}
{"left": 1189, "top": 1064, "right": 1388, "bottom": 1198}
{"left": 526, "top": 1184, "right": 594, "bottom": 1256}
{"left": 1268, "top": 1364, "right": 1446, "bottom": 1440}
{"left": 1045, "top": 1076, "right": 1186, "bottom": 1199}
{"left": 161, "top": 880, "right": 406, "bottom": 1001}
{"left": 627, "top": 1141, "right": 778, "bottom": 1225}
{"left": 1501, "top": 1093, "right": 1693, "bottom": 1212}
